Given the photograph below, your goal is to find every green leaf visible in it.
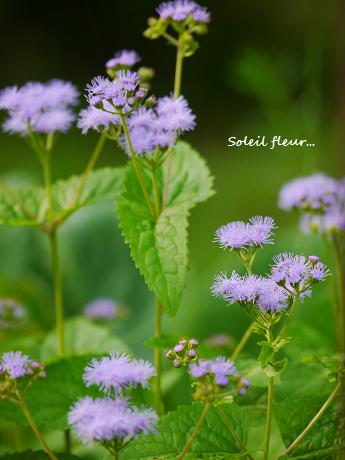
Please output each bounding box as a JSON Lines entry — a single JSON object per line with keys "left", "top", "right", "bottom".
{"left": 266, "top": 357, "right": 288, "bottom": 377}
{"left": 144, "top": 333, "right": 179, "bottom": 349}
{"left": 257, "top": 341, "right": 274, "bottom": 369}
{"left": 0, "top": 451, "right": 81, "bottom": 460}
{"left": 0, "top": 167, "right": 125, "bottom": 228}
{"left": 121, "top": 403, "right": 262, "bottom": 459}
{"left": 0, "top": 355, "right": 101, "bottom": 431}
{"left": 117, "top": 141, "right": 214, "bottom": 316}
{"left": 274, "top": 362, "right": 344, "bottom": 457}
{"left": 39, "top": 316, "right": 130, "bottom": 362}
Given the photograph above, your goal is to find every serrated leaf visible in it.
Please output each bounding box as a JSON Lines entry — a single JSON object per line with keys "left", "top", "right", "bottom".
{"left": 0, "top": 167, "right": 125, "bottom": 228}
{"left": 144, "top": 334, "right": 179, "bottom": 349}
{"left": 121, "top": 403, "right": 262, "bottom": 459}
{"left": 117, "top": 141, "right": 214, "bottom": 316}
{"left": 0, "top": 451, "right": 81, "bottom": 460}
{"left": 0, "top": 355, "right": 101, "bottom": 431}
{"left": 39, "top": 316, "right": 130, "bottom": 362}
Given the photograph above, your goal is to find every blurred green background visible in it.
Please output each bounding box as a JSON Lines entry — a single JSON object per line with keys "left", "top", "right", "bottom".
{"left": 0, "top": 0, "right": 344, "bottom": 445}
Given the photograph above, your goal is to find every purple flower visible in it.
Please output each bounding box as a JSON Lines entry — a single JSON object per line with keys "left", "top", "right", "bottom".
{"left": 188, "top": 349, "right": 197, "bottom": 358}
{"left": 83, "top": 298, "right": 119, "bottom": 320}
{"left": 279, "top": 173, "right": 339, "bottom": 212}
{"left": 68, "top": 396, "right": 157, "bottom": 444}
{"left": 271, "top": 253, "right": 309, "bottom": 284}
{"left": 156, "top": 95, "right": 196, "bottom": 132}
{"left": 214, "top": 216, "right": 276, "bottom": 250}
{"left": 83, "top": 354, "right": 155, "bottom": 393}
{"left": 0, "top": 80, "right": 79, "bottom": 135}
{"left": 212, "top": 272, "right": 290, "bottom": 312}
{"left": 310, "top": 262, "right": 330, "bottom": 282}
{"left": 106, "top": 50, "right": 141, "bottom": 69}
{"left": 157, "top": 0, "right": 210, "bottom": 23}
{"left": 78, "top": 106, "right": 120, "bottom": 134}
{"left": 174, "top": 344, "right": 184, "bottom": 353}
{"left": 0, "top": 351, "right": 30, "bottom": 378}
{"left": 189, "top": 338, "right": 198, "bottom": 346}
{"left": 189, "top": 357, "right": 237, "bottom": 387}
{"left": 0, "top": 298, "right": 26, "bottom": 328}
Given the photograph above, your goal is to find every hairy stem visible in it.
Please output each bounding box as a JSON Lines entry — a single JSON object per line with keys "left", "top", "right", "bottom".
{"left": 177, "top": 403, "right": 211, "bottom": 459}
{"left": 49, "top": 229, "right": 65, "bottom": 356}
{"left": 263, "top": 327, "right": 274, "bottom": 460}
{"left": 18, "top": 392, "right": 58, "bottom": 460}
{"left": 73, "top": 132, "right": 107, "bottom": 205}
{"left": 120, "top": 114, "right": 155, "bottom": 216}
{"left": 217, "top": 406, "right": 254, "bottom": 460}
{"left": 282, "top": 381, "right": 341, "bottom": 456}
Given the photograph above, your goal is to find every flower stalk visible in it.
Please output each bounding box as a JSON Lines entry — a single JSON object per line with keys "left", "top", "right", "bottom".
{"left": 177, "top": 402, "right": 211, "bottom": 459}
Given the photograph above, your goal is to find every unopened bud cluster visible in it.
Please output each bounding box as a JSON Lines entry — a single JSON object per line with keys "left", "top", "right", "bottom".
{"left": 165, "top": 337, "right": 198, "bottom": 368}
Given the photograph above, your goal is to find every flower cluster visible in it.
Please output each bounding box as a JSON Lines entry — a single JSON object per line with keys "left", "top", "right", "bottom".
{"left": 156, "top": 0, "right": 210, "bottom": 23}
{"left": 106, "top": 49, "right": 141, "bottom": 70}
{"left": 212, "top": 254, "right": 328, "bottom": 314}
{"left": 0, "top": 80, "right": 79, "bottom": 136}
{"left": 145, "top": 1, "right": 210, "bottom": 56}
{"left": 83, "top": 298, "right": 119, "bottom": 321}
{"left": 279, "top": 173, "right": 345, "bottom": 234}
{"left": 0, "top": 298, "right": 26, "bottom": 328}
{"left": 68, "top": 396, "right": 157, "bottom": 445}
{"left": 214, "top": 216, "right": 276, "bottom": 251}
{"left": 123, "top": 96, "right": 195, "bottom": 155}
{"left": 69, "top": 354, "right": 157, "bottom": 450}
{"left": 165, "top": 337, "right": 198, "bottom": 367}
{"left": 189, "top": 357, "right": 248, "bottom": 403}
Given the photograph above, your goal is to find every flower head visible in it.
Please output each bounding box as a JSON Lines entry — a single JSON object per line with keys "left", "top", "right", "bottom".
{"left": 77, "top": 106, "right": 120, "bottom": 134}
{"left": 156, "top": 95, "right": 196, "bottom": 132}
{"left": 157, "top": 0, "right": 210, "bottom": 23}
{"left": 68, "top": 396, "right": 157, "bottom": 444}
{"left": 0, "top": 352, "right": 45, "bottom": 380}
{"left": 0, "top": 80, "right": 79, "bottom": 135}
{"left": 83, "top": 298, "right": 119, "bottom": 320}
{"left": 189, "top": 357, "right": 237, "bottom": 387}
{"left": 214, "top": 216, "right": 276, "bottom": 250}
{"left": 106, "top": 50, "right": 141, "bottom": 69}
{"left": 83, "top": 354, "right": 155, "bottom": 393}
{"left": 0, "top": 298, "right": 26, "bottom": 328}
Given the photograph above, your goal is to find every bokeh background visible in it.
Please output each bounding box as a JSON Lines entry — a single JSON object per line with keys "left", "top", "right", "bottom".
{"left": 0, "top": 0, "right": 344, "bottom": 449}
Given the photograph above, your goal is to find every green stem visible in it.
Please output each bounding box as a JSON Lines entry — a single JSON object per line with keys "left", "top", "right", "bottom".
{"left": 42, "top": 154, "right": 53, "bottom": 214}
{"left": 18, "top": 392, "right": 58, "bottom": 460}
{"left": 274, "top": 296, "right": 298, "bottom": 345}
{"left": 231, "top": 322, "right": 256, "bottom": 361}
{"left": 151, "top": 167, "right": 161, "bottom": 218}
{"left": 154, "top": 299, "right": 163, "bottom": 415}
{"left": 217, "top": 406, "right": 254, "bottom": 460}
{"left": 263, "top": 327, "right": 274, "bottom": 460}
{"left": 119, "top": 114, "right": 155, "bottom": 216}
{"left": 73, "top": 132, "right": 107, "bottom": 205}
{"left": 333, "top": 235, "right": 345, "bottom": 353}
{"left": 49, "top": 229, "right": 65, "bottom": 356}
{"left": 282, "top": 381, "right": 341, "bottom": 456}
{"left": 177, "top": 403, "right": 211, "bottom": 460}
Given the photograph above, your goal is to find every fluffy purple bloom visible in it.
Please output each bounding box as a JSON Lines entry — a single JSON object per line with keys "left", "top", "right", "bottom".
{"left": 83, "top": 298, "right": 119, "bottom": 320}
{"left": 83, "top": 354, "right": 155, "bottom": 393}
{"left": 106, "top": 50, "right": 141, "bottom": 69}
{"left": 68, "top": 396, "right": 157, "bottom": 444}
{"left": 156, "top": 95, "right": 196, "bottom": 132}
{"left": 272, "top": 253, "right": 309, "bottom": 285}
{"left": 123, "top": 125, "right": 175, "bottom": 156}
{"left": 279, "top": 173, "right": 339, "bottom": 211}
{"left": 78, "top": 106, "right": 120, "bottom": 134}
{"left": 0, "top": 298, "right": 26, "bottom": 328}
{"left": 188, "top": 349, "right": 197, "bottom": 358}
{"left": 0, "top": 80, "right": 79, "bottom": 135}
{"left": 0, "top": 351, "right": 30, "bottom": 378}
{"left": 212, "top": 272, "right": 289, "bottom": 312}
{"left": 174, "top": 344, "right": 184, "bottom": 353}
{"left": 189, "top": 357, "right": 237, "bottom": 387}
{"left": 157, "top": 0, "right": 210, "bottom": 23}
{"left": 301, "top": 206, "right": 345, "bottom": 235}
{"left": 214, "top": 216, "right": 276, "bottom": 250}
{"left": 310, "top": 262, "right": 329, "bottom": 282}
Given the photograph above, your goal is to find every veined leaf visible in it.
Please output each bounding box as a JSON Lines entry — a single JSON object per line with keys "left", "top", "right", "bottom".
{"left": 117, "top": 141, "right": 215, "bottom": 316}
{"left": 0, "top": 167, "right": 125, "bottom": 228}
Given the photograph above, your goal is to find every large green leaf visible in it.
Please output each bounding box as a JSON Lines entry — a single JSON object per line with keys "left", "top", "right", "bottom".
{"left": 39, "top": 316, "right": 130, "bottom": 362}
{"left": 274, "top": 362, "right": 344, "bottom": 457}
{"left": 0, "top": 452, "right": 81, "bottom": 460}
{"left": 0, "top": 355, "right": 101, "bottom": 431}
{"left": 0, "top": 167, "right": 125, "bottom": 228}
{"left": 121, "top": 403, "right": 261, "bottom": 459}
{"left": 117, "top": 141, "right": 214, "bottom": 316}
